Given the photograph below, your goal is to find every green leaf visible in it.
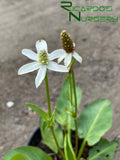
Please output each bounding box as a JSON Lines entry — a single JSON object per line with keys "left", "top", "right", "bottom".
{"left": 26, "top": 103, "right": 49, "bottom": 121}
{"left": 65, "top": 108, "right": 76, "bottom": 118}
{"left": 88, "top": 139, "right": 118, "bottom": 160}
{"left": 77, "top": 99, "right": 112, "bottom": 146}
{"left": 55, "top": 76, "right": 82, "bottom": 129}
{"left": 10, "top": 153, "right": 31, "bottom": 160}
{"left": 64, "top": 133, "right": 76, "bottom": 160}
{"left": 48, "top": 107, "right": 57, "bottom": 127}
{"left": 40, "top": 118, "right": 63, "bottom": 153}
{"left": 3, "top": 146, "right": 52, "bottom": 160}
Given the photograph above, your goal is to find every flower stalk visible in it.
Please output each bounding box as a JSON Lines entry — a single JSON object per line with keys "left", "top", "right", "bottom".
{"left": 45, "top": 73, "right": 52, "bottom": 117}
{"left": 69, "top": 73, "right": 73, "bottom": 106}
{"left": 45, "top": 73, "right": 66, "bottom": 160}
{"left": 51, "top": 127, "right": 66, "bottom": 160}
{"left": 62, "top": 30, "right": 79, "bottom": 156}
{"left": 71, "top": 69, "right": 78, "bottom": 155}
{"left": 77, "top": 139, "right": 86, "bottom": 160}
{"left": 68, "top": 59, "right": 78, "bottom": 156}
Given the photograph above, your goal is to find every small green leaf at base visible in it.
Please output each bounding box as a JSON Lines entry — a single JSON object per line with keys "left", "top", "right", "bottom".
{"left": 88, "top": 139, "right": 118, "bottom": 160}
{"left": 26, "top": 103, "right": 49, "bottom": 121}
{"left": 3, "top": 146, "right": 52, "bottom": 160}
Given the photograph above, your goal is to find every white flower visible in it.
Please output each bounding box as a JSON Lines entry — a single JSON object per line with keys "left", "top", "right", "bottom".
{"left": 58, "top": 47, "right": 82, "bottom": 67}
{"left": 18, "top": 40, "right": 68, "bottom": 88}
{"left": 57, "top": 30, "right": 82, "bottom": 67}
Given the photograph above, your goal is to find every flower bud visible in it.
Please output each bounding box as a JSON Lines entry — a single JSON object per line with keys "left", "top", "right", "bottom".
{"left": 60, "top": 30, "right": 74, "bottom": 53}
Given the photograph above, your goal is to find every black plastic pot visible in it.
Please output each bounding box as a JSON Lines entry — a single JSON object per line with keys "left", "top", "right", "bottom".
{"left": 27, "top": 127, "right": 62, "bottom": 159}
{"left": 27, "top": 127, "right": 41, "bottom": 146}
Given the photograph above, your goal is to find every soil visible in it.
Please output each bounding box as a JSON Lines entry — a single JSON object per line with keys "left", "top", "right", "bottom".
{"left": 33, "top": 128, "right": 91, "bottom": 160}
{"left": 0, "top": 0, "right": 120, "bottom": 159}
{"left": 37, "top": 138, "right": 89, "bottom": 160}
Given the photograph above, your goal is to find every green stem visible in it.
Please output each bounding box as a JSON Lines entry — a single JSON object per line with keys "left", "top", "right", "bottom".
{"left": 45, "top": 73, "right": 52, "bottom": 117}
{"left": 68, "top": 73, "right": 72, "bottom": 146}
{"left": 51, "top": 127, "right": 66, "bottom": 160}
{"left": 45, "top": 73, "right": 66, "bottom": 160}
{"left": 71, "top": 69, "right": 78, "bottom": 155}
{"left": 71, "top": 69, "right": 77, "bottom": 114}
{"left": 77, "top": 139, "right": 86, "bottom": 160}
{"left": 68, "top": 58, "right": 76, "bottom": 73}
{"left": 69, "top": 73, "right": 73, "bottom": 107}
{"left": 74, "top": 119, "right": 78, "bottom": 155}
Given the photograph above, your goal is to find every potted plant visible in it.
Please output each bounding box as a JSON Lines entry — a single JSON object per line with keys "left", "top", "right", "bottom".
{"left": 3, "top": 30, "right": 118, "bottom": 160}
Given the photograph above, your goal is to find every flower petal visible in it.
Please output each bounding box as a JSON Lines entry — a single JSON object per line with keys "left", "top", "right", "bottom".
{"left": 36, "top": 40, "right": 48, "bottom": 53}
{"left": 22, "top": 49, "right": 38, "bottom": 61}
{"left": 18, "top": 62, "right": 40, "bottom": 75}
{"left": 73, "top": 52, "right": 82, "bottom": 63}
{"left": 58, "top": 55, "right": 66, "bottom": 63}
{"left": 47, "top": 61, "right": 68, "bottom": 72}
{"left": 49, "top": 49, "right": 66, "bottom": 61}
{"left": 35, "top": 65, "right": 47, "bottom": 88}
{"left": 64, "top": 53, "right": 72, "bottom": 67}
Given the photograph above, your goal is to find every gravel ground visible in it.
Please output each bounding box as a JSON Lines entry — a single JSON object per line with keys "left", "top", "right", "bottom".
{"left": 0, "top": 0, "right": 120, "bottom": 159}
